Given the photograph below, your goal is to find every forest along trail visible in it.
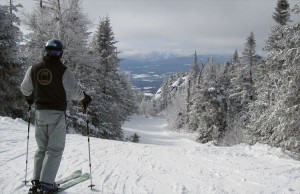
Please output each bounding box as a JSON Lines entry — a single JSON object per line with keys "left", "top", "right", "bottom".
{"left": 0, "top": 116, "right": 299, "bottom": 194}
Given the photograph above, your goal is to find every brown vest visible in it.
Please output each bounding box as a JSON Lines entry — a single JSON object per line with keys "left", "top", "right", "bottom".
{"left": 31, "top": 56, "right": 67, "bottom": 111}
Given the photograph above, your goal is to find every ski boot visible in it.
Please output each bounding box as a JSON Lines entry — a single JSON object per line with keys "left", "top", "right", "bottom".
{"left": 36, "top": 182, "right": 58, "bottom": 194}
{"left": 28, "top": 180, "right": 39, "bottom": 194}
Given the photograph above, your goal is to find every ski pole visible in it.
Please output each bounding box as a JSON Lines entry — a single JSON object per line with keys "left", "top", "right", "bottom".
{"left": 23, "top": 105, "right": 31, "bottom": 185}
{"left": 84, "top": 106, "right": 95, "bottom": 189}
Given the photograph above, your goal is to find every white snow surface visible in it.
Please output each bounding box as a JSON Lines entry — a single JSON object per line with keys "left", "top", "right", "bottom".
{"left": 1, "top": 115, "right": 300, "bottom": 194}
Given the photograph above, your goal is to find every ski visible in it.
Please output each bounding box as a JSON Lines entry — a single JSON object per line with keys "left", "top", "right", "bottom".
{"left": 56, "top": 170, "right": 82, "bottom": 185}
{"left": 55, "top": 173, "right": 90, "bottom": 193}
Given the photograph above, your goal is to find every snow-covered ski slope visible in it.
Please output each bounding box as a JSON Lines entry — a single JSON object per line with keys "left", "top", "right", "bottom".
{"left": 0, "top": 115, "right": 299, "bottom": 194}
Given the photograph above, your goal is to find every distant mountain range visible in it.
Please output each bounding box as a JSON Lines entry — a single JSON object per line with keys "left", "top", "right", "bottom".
{"left": 120, "top": 54, "right": 231, "bottom": 94}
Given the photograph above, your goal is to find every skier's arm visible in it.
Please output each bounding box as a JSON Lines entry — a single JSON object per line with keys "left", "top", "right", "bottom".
{"left": 20, "top": 66, "right": 33, "bottom": 97}
{"left": 62, "top": 69, "right": 85, "bottom": 101}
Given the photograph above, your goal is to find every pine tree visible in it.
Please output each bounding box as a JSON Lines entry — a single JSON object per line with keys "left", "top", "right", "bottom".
{"left": 242, "top": 32, "right": 256, "bottom": 84}
{"left": 265, "top": 0, "right": 292, "bottom": 67}
{"left": 202, "top": 58, "right": 217, "bottom": 86}
{"left": 94, "top": 16, "right": 119, "bottom": 74}
{"left": 232, "top": 49, "right": 240, "bottom": 64}
{"left": 153, "top": 72, "right": 189, "bottom": 130}
{"left": 89, "top": 16, "right": 136, "bottom": 139}
{"left": 248, "top": 4, "right": 300, "bottom": 153}
{"left": 225, "top": 57, "right": 252, "bottom": 145}
{"left": 227, "top": 50, "right": 240, "bottom": 81}
{"left": 0, "top": 3, "right": 23, "bottom": 72}
{"left": 195, "top": 59, "right": 227, "bottom": 143}
{"left": 273, "top": 0, "right": 291, "bottom": 26}
{"left": 0, "top": 2, "right": 25, "bottom": 118}
{"left": 190, "top": 50, "right": 200, "bottom": 79}
{"left": 242, "top": 32, "right": 258, "bottom": 101}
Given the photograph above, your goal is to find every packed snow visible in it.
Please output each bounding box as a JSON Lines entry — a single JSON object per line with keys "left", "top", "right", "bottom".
{"left": 0, "top": 115, "right": 300, "bottom": 194}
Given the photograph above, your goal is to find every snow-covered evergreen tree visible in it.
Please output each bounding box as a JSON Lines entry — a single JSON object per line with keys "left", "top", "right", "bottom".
{"left": 190, "top": 51, "right": 200, "bottom": 79}
{"left": 265, "top": 0, "right": 291, "bottom": 59}
{"left": 156, "top": 77, "right": 171, "bottom": 111}
{"left": 273, "top": 0, "right": 291, "bottom": 26}
{"left": 190, "top": 59, "right": 227, "bottom": 143}
{"left": 242, "top": 32, "right": 256, "bottom": 87}
{"left": 0, "top": 2, "right": 25, "bottom": 118}
{"left": 225, "top": 59, "right": 251, "bottom": 145}
{"left": 232, "top": 49, "right": 240, "bottom": 64}
{"left": 248, "top": 4, "right": 300, "bottom": 153}
{"left": 89, "top": 16, "right": 136, "bottom": 139}
{"left": 166, "top": 88, "right": 189, "bottom": 131}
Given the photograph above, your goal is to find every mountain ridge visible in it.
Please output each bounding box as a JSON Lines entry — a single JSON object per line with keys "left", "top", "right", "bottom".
{"left": 120, "top": 54, "right": 231, "bottom": 94}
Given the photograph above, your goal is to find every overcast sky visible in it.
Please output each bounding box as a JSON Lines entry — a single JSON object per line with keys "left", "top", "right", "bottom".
{"left": 6, "top": 0, "right": 300, "bottom": 57}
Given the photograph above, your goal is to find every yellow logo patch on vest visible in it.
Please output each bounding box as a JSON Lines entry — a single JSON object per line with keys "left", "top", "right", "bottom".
{"left": 37, "top": 68, "right": 52, "bottom": 85}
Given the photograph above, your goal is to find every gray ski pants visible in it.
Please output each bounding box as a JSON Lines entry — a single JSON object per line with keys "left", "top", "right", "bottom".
{"left": 33, "top": 110, "right": 66, "bottom": 184}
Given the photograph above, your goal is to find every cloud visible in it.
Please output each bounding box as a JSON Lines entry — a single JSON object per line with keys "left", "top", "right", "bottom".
{"left": 87, "top": 0, "right": 278, "bottom": 56}
{"left": 17, "top": 0, "right": 300, "bottom": 57}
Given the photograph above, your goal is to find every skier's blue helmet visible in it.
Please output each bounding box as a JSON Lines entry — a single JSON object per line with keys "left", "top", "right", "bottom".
{"left": 45, "top": 39, "right": 63, "bottom": 58}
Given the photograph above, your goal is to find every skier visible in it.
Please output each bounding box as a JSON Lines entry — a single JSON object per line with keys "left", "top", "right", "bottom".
{"left": 21, "top": 39, "right": 92, "bottom": 194}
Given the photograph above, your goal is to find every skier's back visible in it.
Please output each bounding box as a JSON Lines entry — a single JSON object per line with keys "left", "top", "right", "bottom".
{"left": 21, "top": 39, "right": 91, "bottom": 194}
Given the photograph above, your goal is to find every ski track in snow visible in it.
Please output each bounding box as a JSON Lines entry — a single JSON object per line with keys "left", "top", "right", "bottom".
{"left": 0, "top": 115, "right": 300, "bottom": 194}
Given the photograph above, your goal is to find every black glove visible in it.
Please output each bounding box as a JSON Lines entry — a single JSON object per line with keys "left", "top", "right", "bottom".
{"left": 25, "top": 94, "right": 34, "bottom": 106}
{"left": 82, "top": 92, "right": 92, "bottom": 112}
